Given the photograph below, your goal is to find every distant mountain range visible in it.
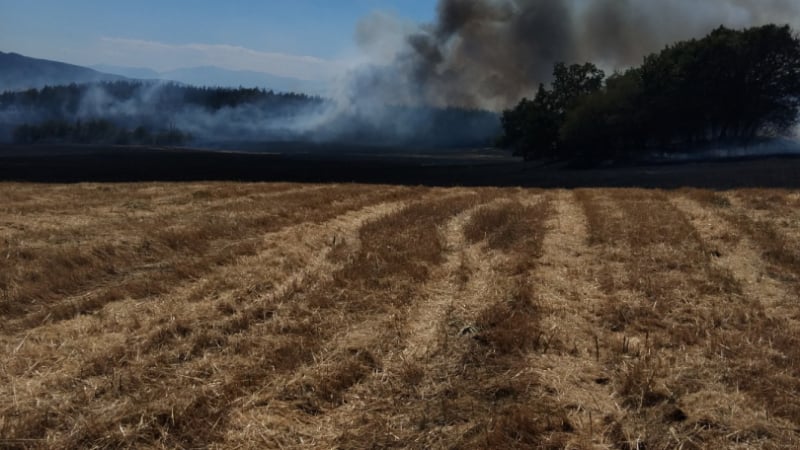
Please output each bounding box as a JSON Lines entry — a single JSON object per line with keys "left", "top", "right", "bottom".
{"left": 0, "top": 51, "right": 329, "bottom": 95}
{"left": 91, "top": 64, "right": 329, "bottom": 95}
{"left": 0, "top": 51, "right": 126, "bottom": 91}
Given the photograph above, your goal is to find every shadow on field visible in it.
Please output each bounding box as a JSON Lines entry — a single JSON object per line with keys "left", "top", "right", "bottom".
{"left": 1, "top": 144, "right": 800, "bottom": 189}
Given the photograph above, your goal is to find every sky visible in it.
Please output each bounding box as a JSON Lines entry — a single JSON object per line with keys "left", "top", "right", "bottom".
{"left": 0, "top": 0, "right": 437, "bottom": 80}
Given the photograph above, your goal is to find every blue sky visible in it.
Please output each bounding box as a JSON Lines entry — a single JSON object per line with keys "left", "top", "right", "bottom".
{"left": 0, "top": 1, "right": 436, "bottom": 78}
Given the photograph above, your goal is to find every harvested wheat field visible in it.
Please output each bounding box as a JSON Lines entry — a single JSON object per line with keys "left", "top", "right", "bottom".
{"left": 1, "top": 182, "right": 800, "bottom": 449}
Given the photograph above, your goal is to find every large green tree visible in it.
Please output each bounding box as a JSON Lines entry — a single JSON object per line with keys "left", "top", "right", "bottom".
{"left": 638, "top": 24, "right": 800, "bottom": 147}
{"left": 501, "top": 24, "right": 800, "bottom": 161}
{"left": 500, "top": 62, "right": 604, "bottom": 159}
{"left": 560, "top": 69, "right": 645, "bottom": 159}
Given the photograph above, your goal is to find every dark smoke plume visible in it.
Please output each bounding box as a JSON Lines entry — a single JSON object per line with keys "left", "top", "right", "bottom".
{"left": 354, "top": 0, "right": 800, "bottom": 110}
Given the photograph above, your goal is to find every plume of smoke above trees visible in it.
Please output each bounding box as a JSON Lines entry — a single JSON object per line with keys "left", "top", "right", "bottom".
{"left": 5, "top": 1, "right": 800, "bottom": 148}
{"left": 352, "top": 0, "right": 800, "bottom": 110}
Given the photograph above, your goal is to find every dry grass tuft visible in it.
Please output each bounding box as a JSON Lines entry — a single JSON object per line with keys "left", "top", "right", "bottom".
{"left": 464, "top": 199, "right": 551, "bottom": 253}
{"left": 727, "top": 211, "right": 800, "bottom": 281}
{"left": 465, "top": 197, "right": 553, "bottom": 358}
{"left": 472, "top": 279, "right": 543, "bottom": 356}
{"left": 476, "top": 404, "right": 574, "bottom": 449}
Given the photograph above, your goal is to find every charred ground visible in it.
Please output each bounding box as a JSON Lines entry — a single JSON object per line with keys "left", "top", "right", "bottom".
{"left": 2, "top": 143, "right": 800, "bottom": 189}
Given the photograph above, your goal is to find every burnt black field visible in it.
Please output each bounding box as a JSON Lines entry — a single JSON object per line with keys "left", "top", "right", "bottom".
{"left": 1, "top": 143, "right": 800, "bottom": 189}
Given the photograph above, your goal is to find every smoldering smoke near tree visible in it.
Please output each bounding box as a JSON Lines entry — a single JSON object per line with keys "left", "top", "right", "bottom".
{"left": 355, "top": 0, "right": 800, "bottom": 110}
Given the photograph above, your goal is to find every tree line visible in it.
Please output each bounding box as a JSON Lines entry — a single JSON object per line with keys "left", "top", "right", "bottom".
{"left": 1, "top": 82, "right": 326, "bottom": 145}
{"left": 12, "top": 119, "right": 191, "bottom": 146}
{"left": 500, "top": 24, "right": 800, "bottom": 161}
{"left": 0, "top": 82, "right": 324, "bottom": 114}
{"left": 2, "top": 81, "right": 501, "bottom": 147}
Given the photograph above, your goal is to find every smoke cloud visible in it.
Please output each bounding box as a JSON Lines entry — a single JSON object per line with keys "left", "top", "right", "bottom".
{"left": 353, "top": 0, "right": 800, "bottom": 110}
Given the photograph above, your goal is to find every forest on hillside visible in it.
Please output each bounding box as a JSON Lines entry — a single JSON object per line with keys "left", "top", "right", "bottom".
{"left": 500, "top": 24, "right": 800, "bottom": 160}
{"left": 0, "top": 82, "right": 500, "bottom": 148}
{"left": 2, "top": 84, "right": 319, "bottom": 146}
